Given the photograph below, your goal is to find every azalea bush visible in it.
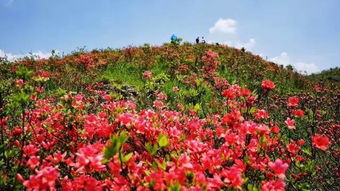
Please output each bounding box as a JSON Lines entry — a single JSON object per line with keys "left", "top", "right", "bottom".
{"left": 0, "top": 45, "right": 339, "bottom": 190}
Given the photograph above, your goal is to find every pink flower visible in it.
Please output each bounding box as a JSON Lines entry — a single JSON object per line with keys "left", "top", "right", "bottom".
{"left": 285, "top": 118, "right": 295, "bottom": 129}
{"left": 268, "top": 159, "right": 289, "bottom": 179}
{"left": 221, "top": 166, "right": 244, "bottom": 189}
{"left": 312, "top": 134, "right": 331, "bottom": 151}
{"left": 153, "top": 100, "right": 164, "bottom": 108}
{"left": 261, "top": 180, "right": 286, "bottom": 191}
{"left": 143, "top": 71, "right": 152, "bottom": 80}
{"left": 172, "top": 86, "right": 179, "bottom": 92}
{"left": 27, "top": 156, "right": 40, "bottom": 170}
{"left": 23, "top": 144, "right": 40, "bottom": 157}
{"left": 23, "top": 166, "right": 60, "bottom": 190}
{"left": 16, "top": 79, "right": 24, "bottom": 87}
{"left": 74, "top": 144, "right": 106, "bottom": 174}
{"left": 156, "top": 92, "right": 167, "bottom": 100}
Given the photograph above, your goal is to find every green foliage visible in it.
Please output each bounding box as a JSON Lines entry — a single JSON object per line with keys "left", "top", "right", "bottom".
{"left": 146, "top": 142, "right": 159, "bottom": 155}
{"left": 157, "top": 134, "right": 169, "bottom": 147}
{"left": 102, "top": 62, "right": 144, "bottom": 89}
{"left": 103, "top": 131, "right": 129, "bottom": 161}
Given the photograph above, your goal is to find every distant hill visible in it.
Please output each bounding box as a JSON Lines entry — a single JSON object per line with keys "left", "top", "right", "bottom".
{"left": 308, "top": 67, "right": 340, "bottom": 82}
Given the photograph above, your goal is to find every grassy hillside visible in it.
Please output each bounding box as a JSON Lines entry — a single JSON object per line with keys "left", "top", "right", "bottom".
{"left": 0, "top": 43, "right": 339, "bottom": 190}
{"left": 2, "top": 43, "right": 338, "bottom": 94}
{"left": 308, "top": 67, "right": 340, "bottom": 82}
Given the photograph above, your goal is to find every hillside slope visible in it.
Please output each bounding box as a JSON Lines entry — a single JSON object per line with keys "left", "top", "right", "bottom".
{"left": 0, "top": 43, "right": 339, "bottom": 190}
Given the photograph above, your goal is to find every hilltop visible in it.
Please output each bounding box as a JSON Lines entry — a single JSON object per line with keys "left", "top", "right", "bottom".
{"left": 1, "top": 43, "right": 338, "bottom": 95}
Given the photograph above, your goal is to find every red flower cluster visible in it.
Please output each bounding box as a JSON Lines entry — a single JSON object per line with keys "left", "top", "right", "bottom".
{"left": 7, "top": 82, "right": 299, "bottom": 190}
{"left": 201, "top": 50, "right": 220, "bottom": 79}
{"left": 312, "top": 134, "right": 331, "bottom": 151}
{"left": 261, "top": 80, "right": 275, "bottom": 90}
{"left": 288, "top": 96, "right": 299, "bottom": 107}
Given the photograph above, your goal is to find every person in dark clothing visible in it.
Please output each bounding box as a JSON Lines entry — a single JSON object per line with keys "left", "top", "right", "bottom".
{"left": 202, "top": 36, "right": 206, "bottom": 44}
{"left": 196, "top": 37, "right": 200, "bottom": 44}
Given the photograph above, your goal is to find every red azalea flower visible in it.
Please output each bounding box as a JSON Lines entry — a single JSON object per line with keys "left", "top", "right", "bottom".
{"left": 297, "top": 139, "right": 305, "bottom": 145}
{"left": 240, "top": 88, "right": 251, "bottom": 97}
{"left": 268, "top": 159, "right": 289, "bottom": 179}
{"left": 292, "top": 109, "right": 305, "bottom": 117}
{"left": 23, "top": 144, "right": 40, "bottom": 157}
{"left": 288, "top": 96, "right": 299, "bottom": 107}
{"left": 254, "top": 109, "right": 269, "bottom": 120}
{"left": 23, "top": 166, "right": 60, "bottom": 190}
{"left": 221, "top": 166, "right": 244, "bottom": 189}
{"left": 74, "top": 143, "right": 106, "bottom": 174}
{"left": 16, "top": 173, "right": 24, "bottom": 183}
{"left": 153, "top": 100, "right": 164, "bottom": 108}
{"left": 287, "top": 141, "right": 300, "bottom": 155}
{"left": 27, "top": 156, "right": 40, "bottom": 170}
{"left": 312, "top": 134, "right": 331, "bottom": 151}
{"left": 261, "top": 80, "right": 275, "bottom": 90}
{"left": 221, "top": 89, "right": 236, "bottom": 99}
{"left": 261, "top": 180, "right": 286, "bottom": 191}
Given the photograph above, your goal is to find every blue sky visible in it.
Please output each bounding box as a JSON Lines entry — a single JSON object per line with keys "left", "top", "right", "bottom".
{"left": 0, "top": 0, "right": 339, "bottom": 74}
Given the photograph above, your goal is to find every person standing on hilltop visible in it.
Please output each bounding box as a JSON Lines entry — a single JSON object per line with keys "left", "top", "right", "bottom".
{"left": 202, "top": 36, "right": 206, "bottom": 44}
{"left": 171, "top": 34, "right": 177, "bottom": 43}
{"left": 196, "top": 37, "right": 200, "bottom": 44}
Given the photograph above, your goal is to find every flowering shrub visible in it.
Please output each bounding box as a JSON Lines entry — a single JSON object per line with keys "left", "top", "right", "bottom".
{"left": 261, "top": 80, "right": 275, "bottom": 90}
{"left": 0, "top": 44, "right": 339, "bottom": 190}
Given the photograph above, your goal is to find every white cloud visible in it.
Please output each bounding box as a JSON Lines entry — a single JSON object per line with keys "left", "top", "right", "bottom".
{"left": 208, "top": 18, "right": 256, "bottom": 51}
{"left": 208, "top": 18, "right": 321, "bottom": 74}
{"left": 0, "top": 49, "right": 53, "bottom": 61}
{"left": 294, "top": 62, "right": 320, "bottom": 75}
{"left": 209, "top": 18, "right": 237, "bottom": 34}
{"left": 271, "top": 52, "right": 290, "bottom": 66}
{"left": 270, "top": 52, "right": 320, "bottom": 75}
{"left": 235, "top": 38, "right": 256, "bottom": 50}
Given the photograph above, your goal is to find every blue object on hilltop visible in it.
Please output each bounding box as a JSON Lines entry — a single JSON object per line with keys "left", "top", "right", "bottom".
{"left": 171, "top": 34, "right": 177, "bottom": 41}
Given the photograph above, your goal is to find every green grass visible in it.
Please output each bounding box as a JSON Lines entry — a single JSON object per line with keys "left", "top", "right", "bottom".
{"left": 102, "top": 62, "right": 144, "bottom": 89}
{"left": 102, "top": 60, "right": 173, "bottom": 91}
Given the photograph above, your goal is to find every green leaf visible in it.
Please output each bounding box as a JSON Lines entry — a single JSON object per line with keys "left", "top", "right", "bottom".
{"left": 157, "top": 134, "right": 169, "bottom": 147}
{"left": 122, "top": 152, "right": 133, "bottom": 162}
{"left": 146, "top": 142, "right": 159, "bottom": 155}
{"left": 118, "top": 131, "right": 129, "bottom": 144}
{"left": 247, "top": 184, "right": 253, "bottom": 191}
{"left": 194, "top": 103, "right": 201, "bottom": 112}
{"left": 104, "top": 141, "right": 117, "bottom": 160}
{"left": 103, "top": 131, "right": 129, "bottom": 160}
{"left": 169, "top": 182, "right": 181, "bottom": 191}
{"left": 249, "top": 107, "right": 256, "bottom": 114}
{"left": 302, "top": 148, "right": 312, "bottom": 156}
